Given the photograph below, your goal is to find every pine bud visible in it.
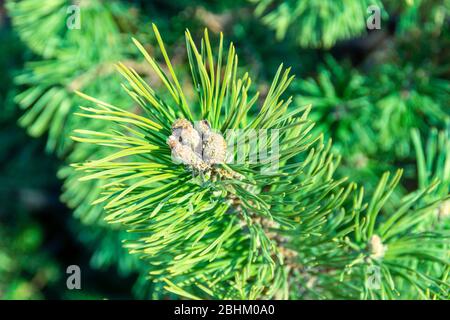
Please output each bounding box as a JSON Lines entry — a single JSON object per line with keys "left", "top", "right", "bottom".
{"left": 194, "top": 120, "right": 227, "bottom": 165}
{"left": 437, "top": 200, "right": 450, "bottom": 220}
{"left": 171, "top": 118, "right": 202, "bottom": 155}
{"left": 368, "top": 235, "right": 387, "bottom": 260}
{"left": 194, "top": 120, "right": 211, "bottom": 138}
{"left": 167, "top": 135, "right": 207, "bottom": 171}
{"left": 203, "top": 132, "right": 227, "bottom": 165}
{"left": 167, "top": 119, "right": 227, "bottom": 171}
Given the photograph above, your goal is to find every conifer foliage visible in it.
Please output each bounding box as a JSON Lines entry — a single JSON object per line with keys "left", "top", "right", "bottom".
{"left": 2, "top": 0, "right": 449, "bottom": 299}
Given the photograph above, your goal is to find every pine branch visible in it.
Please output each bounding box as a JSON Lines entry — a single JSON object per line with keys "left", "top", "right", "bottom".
{"left": 72, "top": 25, "right": 351, "bottom": 298}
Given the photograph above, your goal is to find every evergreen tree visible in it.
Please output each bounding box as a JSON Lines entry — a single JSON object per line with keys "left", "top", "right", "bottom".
{"left": 3, "top": 0, "right": 449, "bottom": 299}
